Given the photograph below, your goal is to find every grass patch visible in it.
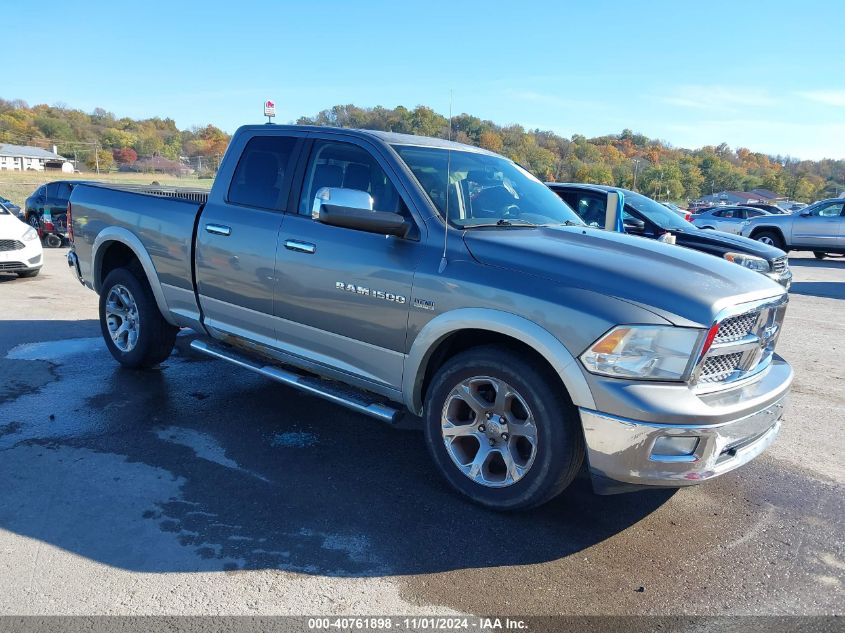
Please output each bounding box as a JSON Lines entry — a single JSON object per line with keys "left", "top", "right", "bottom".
{"left": 0, "top": 171, "right": 212, "bottom": 209}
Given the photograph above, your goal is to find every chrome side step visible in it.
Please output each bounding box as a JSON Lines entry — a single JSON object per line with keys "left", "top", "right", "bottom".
{"left": 189, "top": 339, "right": 402, "bottom": 424}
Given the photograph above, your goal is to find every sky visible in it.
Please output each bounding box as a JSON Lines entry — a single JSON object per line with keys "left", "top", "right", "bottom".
{"left": 3, "top": 0, "right": 844, "bottom": 160}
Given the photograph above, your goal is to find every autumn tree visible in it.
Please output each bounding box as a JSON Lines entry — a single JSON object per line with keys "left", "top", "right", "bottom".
{"left": 112, "top": 147, "right": 137, "bottom": 165}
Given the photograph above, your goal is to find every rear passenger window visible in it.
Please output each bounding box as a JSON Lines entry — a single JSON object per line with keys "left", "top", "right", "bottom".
{"left": 572, "top": 194, "right": 607, "bottom": 227}
{"left": 228, "top": 136, "right": 298, "bottom": 210}
{"left": 298, "top": 141, "right": 407, "bottom": 217}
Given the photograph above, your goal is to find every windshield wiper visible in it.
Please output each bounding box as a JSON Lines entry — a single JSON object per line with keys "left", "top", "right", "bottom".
{"left": 464, "top": 219, "right": 540, "bottom": 229}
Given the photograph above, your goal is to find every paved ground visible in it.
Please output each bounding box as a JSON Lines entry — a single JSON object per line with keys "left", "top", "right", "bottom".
{"left": 0, "top": 248, "right": 842, "bottom": 616}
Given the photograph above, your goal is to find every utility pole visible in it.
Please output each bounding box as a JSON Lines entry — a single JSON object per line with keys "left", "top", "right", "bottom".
{"left": 632, "top": 159, "right": 640, "bottom": 191}
{"left": 95, "top": 143, "right": 100, "bottom": 175}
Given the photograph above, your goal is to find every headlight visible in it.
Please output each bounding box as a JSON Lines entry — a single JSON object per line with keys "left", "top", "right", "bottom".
{"left": 580, "top": 325, "right": 702, "bottom": 381}
{"left": 22, "top": 227, "right": 39, "bottom": 242}
{"left": 724, "top": 252, "right": 771, "bottom": 272}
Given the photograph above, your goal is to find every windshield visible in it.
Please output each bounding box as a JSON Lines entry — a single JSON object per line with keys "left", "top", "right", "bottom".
{"left": 625, "top": 190, "right": 692, "bottom": 231}
{"left": 393, "top": 145, "right": 583, "bottom": 228}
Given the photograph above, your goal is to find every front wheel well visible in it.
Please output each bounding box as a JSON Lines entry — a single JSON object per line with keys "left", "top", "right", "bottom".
{"left": 749, "top": 226, "right": 784, "bottom": 241}
{"left": 419, "top": 329, "right": 574, "bottom": 411}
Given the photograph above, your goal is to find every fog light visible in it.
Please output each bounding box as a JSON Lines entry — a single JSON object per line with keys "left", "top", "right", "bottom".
{"left": 652, "top": 436, "right": 699, "bottom": 457}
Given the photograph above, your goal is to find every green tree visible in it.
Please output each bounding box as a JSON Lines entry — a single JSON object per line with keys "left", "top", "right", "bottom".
{"left": 86, "top": 148, "right": 114, "bottom": 172}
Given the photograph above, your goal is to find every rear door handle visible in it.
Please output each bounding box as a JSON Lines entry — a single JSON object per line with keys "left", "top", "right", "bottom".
{"left": 205, "top": 223, "right": 231, "bottom": 236}
{"left": 284, "top": 239, "right": 316, "bottom": 254}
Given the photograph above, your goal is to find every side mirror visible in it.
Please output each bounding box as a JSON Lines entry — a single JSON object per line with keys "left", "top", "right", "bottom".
{"left": 623, "top": 217, "right": 646, "bottom": 234}
{"left": 799, "top": 210, "right": 811, "bottom": 217}
{"left": 313, "top": 187, "right": 410, "bottom": 238}
{"left": 312, "top": 187, "right": 373, "bottom": 216}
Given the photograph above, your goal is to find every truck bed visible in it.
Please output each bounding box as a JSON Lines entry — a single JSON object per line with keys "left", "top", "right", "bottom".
{"left": 69, "top": 182, "right": 206, "bottom": 325}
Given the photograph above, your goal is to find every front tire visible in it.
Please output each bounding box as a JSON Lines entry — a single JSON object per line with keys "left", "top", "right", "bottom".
{"left": 99, "top": 266, "right": 178, "bottom": 369}
{"left": 16, "top": 269, "right": 40, "bottom": 278}
{"left": 423, "top": 346, "right": 584, "bottom": 511}
{"left": 753, "top": 230, "right": 785, "bottom": 250}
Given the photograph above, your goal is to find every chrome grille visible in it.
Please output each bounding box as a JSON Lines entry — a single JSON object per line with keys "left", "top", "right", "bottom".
{"left": 700, "top": 352, "right": 743, "bottom": 383}
{"left": 0, "top": 239, "right": 24, "bottom": 251}
{"left": 694, "top": 296, "right": 788, "bottom": 391}
{"left": 772, "top": 256, "right": 787, "bottom": 274}
{"left": 715, "top": 313, "right": 757, "bottom": 343}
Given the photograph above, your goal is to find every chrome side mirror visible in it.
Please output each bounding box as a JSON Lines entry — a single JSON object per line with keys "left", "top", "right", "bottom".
{"left": 311, "top": 187, "right": 372, "bottom": 219}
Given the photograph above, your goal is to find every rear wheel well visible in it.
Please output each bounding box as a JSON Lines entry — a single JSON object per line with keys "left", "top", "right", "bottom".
{"left": 98, "top": 241, "right": 142, "bottom": 289}
{"left": 420, "top": 329, "right": 573, "bottom": 410}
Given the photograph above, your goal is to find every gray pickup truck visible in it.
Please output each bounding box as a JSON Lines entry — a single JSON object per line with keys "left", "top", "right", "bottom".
{"left": 67, "top": 125, "right": 793, "bottom": 510}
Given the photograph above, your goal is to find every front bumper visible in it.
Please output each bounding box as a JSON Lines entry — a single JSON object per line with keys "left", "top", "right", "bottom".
{"left": 580, "top": 358, "right": 792, "bottom": 492}
{"left": 0, "top": 242, "right": 43, "bottom": 273}
{"left": 765, "top": 268, "right": 792, "bottom": 290}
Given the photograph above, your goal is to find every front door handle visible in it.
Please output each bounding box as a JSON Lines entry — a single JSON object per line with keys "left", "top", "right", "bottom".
{"left": 205, "top": 223, "right": 231, "bottom": 236}
{"left": 284, "top": 239, "right": 316, "bottom": 254}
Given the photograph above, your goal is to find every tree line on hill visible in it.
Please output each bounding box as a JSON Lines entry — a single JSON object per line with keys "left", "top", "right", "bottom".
{"left": 298, "top": 105, "right": 844, "bottom": 203}
{"left": 0, "top": 99, "right": 229, "bottom": 176}
{"left": 1, "top": 98, "right": 842, "bottom": 202}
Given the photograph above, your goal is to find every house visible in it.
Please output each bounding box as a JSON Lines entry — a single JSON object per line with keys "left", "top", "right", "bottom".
{"left": 749, "top": 188, "right": 785, "bottom": 202}
{"left": 699, "top": 190, "right": 763, "bottom": 205}
{"left": 0, "top": 143, "right": 73, "bottom": 172}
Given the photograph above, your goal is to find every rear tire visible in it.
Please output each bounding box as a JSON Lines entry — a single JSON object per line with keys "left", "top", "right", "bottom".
{"left": 99, "top": 266, "right": 178, "bottom": 369}
{"left": 753, "top": 230, "right": 785, "bottom": 250}
{"left": 423, "top": 345, "right": 584, "bottom": 511}
{"left": 814, "top": 252, "right": 827, "bottom": 260}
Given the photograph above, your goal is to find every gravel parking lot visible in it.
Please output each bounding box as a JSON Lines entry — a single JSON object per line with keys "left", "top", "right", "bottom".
{"left": 0, "top": 249, "right": 842, "bottom": 616}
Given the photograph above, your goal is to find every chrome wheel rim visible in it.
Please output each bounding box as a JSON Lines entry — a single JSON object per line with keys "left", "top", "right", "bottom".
{"left": 758, "top": 236, "right": 775, "bottom": 245}
{"left": 105, "top": 284, "right": 140, "bottom": 352}
{"left": 440, "top": 376, "right": 538, "bottom": 488}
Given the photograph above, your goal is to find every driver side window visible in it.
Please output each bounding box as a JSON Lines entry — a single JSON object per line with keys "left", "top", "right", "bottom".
{"left": 814, "top": 202, "right": 844, "bottom": 217}
{"left": 298, "top": 141, "right": 407, "bottom": 217}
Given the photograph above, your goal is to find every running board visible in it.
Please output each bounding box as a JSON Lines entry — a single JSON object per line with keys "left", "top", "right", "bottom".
{"left": 189, "top": 339, "right": 402, "bottom": 424}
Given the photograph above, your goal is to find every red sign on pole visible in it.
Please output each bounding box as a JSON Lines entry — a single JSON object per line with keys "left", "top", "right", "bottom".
{"left": 264, "top": 100, "right": 276, "bottom": 118}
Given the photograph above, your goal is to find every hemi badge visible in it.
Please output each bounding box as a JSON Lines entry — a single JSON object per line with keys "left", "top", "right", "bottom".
{"left": 413, "top": 298, "right": 435, "bottom": 311}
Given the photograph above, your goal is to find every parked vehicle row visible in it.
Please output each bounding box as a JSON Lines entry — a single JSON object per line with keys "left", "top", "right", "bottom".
{"left": 66, "top": 124, "right": 792, "bottom": 511}
{"left": 548, "top": 184, "right": 791, "bottom": 288}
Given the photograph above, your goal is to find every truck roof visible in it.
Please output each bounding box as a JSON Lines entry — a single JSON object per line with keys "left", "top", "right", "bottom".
{"left": 234, "top": 124, "right": 496, "bottom": 155}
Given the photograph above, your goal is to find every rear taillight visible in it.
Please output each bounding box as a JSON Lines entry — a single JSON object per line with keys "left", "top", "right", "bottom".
{"left": 67, "top": 202, "right": 73, "bottom": 242}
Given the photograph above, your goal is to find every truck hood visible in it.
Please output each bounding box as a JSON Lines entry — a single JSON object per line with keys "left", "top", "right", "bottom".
{"left": 462, "top": 226, "right": 786, "bottom": 327}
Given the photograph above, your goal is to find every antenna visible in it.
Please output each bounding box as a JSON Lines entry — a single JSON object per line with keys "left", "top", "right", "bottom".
{"left": 438, "top": 90, "right": 453, "bottom": 274}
